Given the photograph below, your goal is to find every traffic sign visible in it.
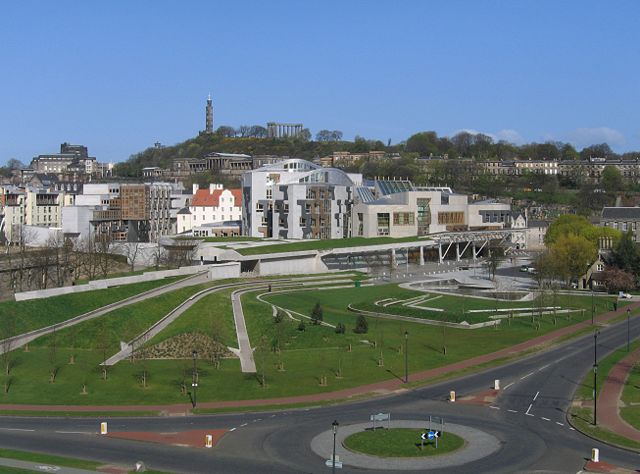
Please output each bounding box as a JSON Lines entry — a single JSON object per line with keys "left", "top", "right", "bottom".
{"left": 325, "top": 459, "right": 343, "bottom": 468}
{"left": 421, "top": 430, "right": 440, "bottom": 440}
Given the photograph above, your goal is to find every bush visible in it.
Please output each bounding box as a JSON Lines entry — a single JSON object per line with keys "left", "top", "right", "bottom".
{"left": 335, "top": 322, "right": 346, "bottom": 334}
{"left": 354, "top": 315, "right": 368, "bottom": 334}
{"left": 297, "top": 320, "right": 306, "bottom": 331}
{"left": 274, "top": 309, "right": 285, "bottom": 324}
{"left": 311, "top": 303, "right": 323, "bottom": 325}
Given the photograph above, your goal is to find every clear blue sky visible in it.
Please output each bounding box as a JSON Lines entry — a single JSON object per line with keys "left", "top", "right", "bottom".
{"left": 1, "top": 0, "right": 639, "bottom": 166}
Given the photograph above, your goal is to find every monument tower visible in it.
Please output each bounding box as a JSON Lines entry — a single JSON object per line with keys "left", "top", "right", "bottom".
{"left": 205, "top": 94, "right": 214, "bottom": 133}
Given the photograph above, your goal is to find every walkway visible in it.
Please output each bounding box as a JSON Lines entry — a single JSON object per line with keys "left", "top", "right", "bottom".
{"left": 230, "top": 288, "right": 258, "bottom": 373}
{"left": 597, "top": 346, "right": 640, "bottom": 442}
{"left": 0, "top": 300, "right": 637, "bottom": 414}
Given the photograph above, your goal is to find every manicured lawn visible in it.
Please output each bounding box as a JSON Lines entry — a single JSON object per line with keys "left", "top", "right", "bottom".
{"left": 146, "top": 289, "right": 237, "bottom": 348}
{"left": 0, "top": 277, "right": 184, "bottom": 335}
{"left": 569, "top": 406, "right": 640, "bottom": 450}
{"left": 236, "top": 236, "right": 430, "bottom": 256}
{"left": 0, "top": 447, "right": 102, "bottom": 470}
{"left": 343, "top": 428, "right": 464, "bottom": 457}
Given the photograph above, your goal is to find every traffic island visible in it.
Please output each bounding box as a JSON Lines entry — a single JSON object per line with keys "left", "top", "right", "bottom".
{"left": 344, "top": 428, "right": 464, "bottom": 457}
{"left": 310, "top": 420, "right": 500, "bottom": 471}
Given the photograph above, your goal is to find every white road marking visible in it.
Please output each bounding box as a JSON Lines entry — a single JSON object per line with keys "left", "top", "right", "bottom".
{"left": 541, "top": 417, "right": 551, "bottom": 421}
{"left": 526, "top": 413, "right": 535, "bottom": 417}
{"left": 538, "top": 364, "right": 550, "bottom": 371}
{"left": 54, "top": 431, "right": 88, "bottom": 434}
{"left": 504, "top": 382, "right": 514, "bottom": 390}
{"left": 521, "top": 372, "right": 534, "bottom": 380}
{"left": 229, "top": 428, "right": 236, "bottom": 432}
{"left": 525, "top": 404, "right": 533, "bottom": 415}
{"left": 569, "top": 427, "right": 576, "bottom": 431}
{"left": 507, "top": 409, "right": 518, "bottom": 413}
{"left": 270, "top": 414, "right": 276, "bottom": 418}
{"left": 0, "top": 428, "right": 35, "bottom": 432}
{"left": 533, "top": 391, "right": 540, "bottom": 401}
{"left": 240, "top": 423, "right": 248, "bottom": 427}
{"left": 556, "top": 422, "right": 564, "bottom": 426}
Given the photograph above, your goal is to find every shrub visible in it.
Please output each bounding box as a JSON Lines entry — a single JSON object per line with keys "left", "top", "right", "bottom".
{"left": 311, "top": 303, "right": 323, "bottom": 325}
{"left": 354, "top": 315, "right": 368, "bottom": 334}
{"left": 335, "top": 322, "right": 346, "bottom": 334}
{"left": 297, "top": 320, "right": 306, "bottom": 331}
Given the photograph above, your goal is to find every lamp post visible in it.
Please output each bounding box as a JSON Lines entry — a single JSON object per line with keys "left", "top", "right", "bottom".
{"left": 404, "top": 331, "right": 409, "bottom": 384}
{"left": 591, "top": 288, "right": 595, "bottom": 325}
{"left": 332, "top": 420, "right": 339, "bottom": 474}
{"left": 593, "top": 330, "right": 599, "bottom": 425}
{"left": 627, "top": 308, "right": 631, "bottom": 352}
{"left": 191, "top": 350, "right": 198, "bottom": 408}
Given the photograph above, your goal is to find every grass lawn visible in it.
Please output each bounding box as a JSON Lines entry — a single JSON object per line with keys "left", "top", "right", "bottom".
{"left": 235, "top": 236, "right": 430, "bottom": 256}
{"left": 0, "top": 280, "right": 620, "bottom": 407}
{"left": 0, "top": 277, "right": 184, "bottom": 335}
{"left": 569, "top": 406, "right": 640, "bottom": 450}
{"left": 343, "top": 428, "right": 464, "bottom": 457}
{"left": 0, "top": 447, "right": 101, "bottom": 470}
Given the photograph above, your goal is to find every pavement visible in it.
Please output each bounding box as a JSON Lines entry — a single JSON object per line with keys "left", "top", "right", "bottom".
{"left": 598, "top": 346, "right": 640, "bottom": 442}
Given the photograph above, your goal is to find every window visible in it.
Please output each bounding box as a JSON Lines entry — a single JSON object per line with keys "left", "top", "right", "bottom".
{"left": 438, "top": 212, "right": 464, "bottom": 225}
{"left": 256, "top": 203, "right": 264, "bottom": 212}
{"left": 393, "top": 212, "right": 415, "bottom": 226}
{"left": 377, "top": 213, "right": 390, "bottom": 236}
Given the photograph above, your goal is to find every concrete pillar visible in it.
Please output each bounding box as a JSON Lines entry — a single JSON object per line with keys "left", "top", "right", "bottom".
{"left": 456, "top": 242, "right": 461, "bottom": 261}
{"left": 419, "top": 246, "right": 424, "bottom": 266}
{"left": 438, "top": 244, "right": 443, "bottom": 264}
{"left": 472, "top": 242, "right": 477, "bottom": 260}
{"left": 391, "top": 248, "right": 397, "bottom": 268}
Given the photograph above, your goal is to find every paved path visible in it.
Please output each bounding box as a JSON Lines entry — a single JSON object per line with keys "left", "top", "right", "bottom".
{"left": 310, "top": 420, "right": 500, "bottom": 470}
{"left": 230, "top": 288, "right": 258, "bottom": 373}
{"left": 597, "top": 346, "right": 640, "bottom": 442}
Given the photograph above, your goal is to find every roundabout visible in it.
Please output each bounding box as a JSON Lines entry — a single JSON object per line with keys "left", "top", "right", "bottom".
{"left": 310, "top": 420, "right": 500, "bottom": 470}
{"left": 343, "top": 428, "right": 464, "bottom": 457}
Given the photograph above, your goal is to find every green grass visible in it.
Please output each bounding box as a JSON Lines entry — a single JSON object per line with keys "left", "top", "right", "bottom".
{"left": 235, "top": 236, "right": 430, "bottom": 256}
{"left": 0, "top": 276, "right": 184, "bottom": 335}
{"left": 343, "top": 428, "right": 464, "bottom": 457}
{"left": 0, "top": 409, "right": 159, "bottom": 417}
{"left": 569, "top": 406, "right": 640, "bottom": 450}
{"left": 0, "top": 447, "right": 102, "bottom": 470}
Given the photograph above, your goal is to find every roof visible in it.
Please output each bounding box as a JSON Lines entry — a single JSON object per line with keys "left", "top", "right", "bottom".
{"left": 177, "top": 207, "right": 191, "bottom": 215}
{"left": 601, "top": 207, "right": 640, "bottom": 220}
{"left": 191, "top": 188, "right": 242, "bottom": 207}
{"left": 375, "top": 179, "right": 415, "bottom": 196}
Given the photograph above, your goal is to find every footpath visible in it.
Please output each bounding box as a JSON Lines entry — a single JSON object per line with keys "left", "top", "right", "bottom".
{"left": 0, "top": 301, "right": 638, "bottom": 415}
{"left": 597, "top": 346, "right": 640, "bottom": 442}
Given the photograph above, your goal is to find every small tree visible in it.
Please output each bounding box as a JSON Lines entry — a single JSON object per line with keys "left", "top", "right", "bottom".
{"left": 274, "top": 308, "right": 285, "bottom": 324}
{"left": 335, "top": 323, "right": 346, "bottom": 334}
{"left": 297, "top": 320, "right": 306, "bottom": 331}
{"left": 311, "top": 303, "right": 323, "bottom": 325}
{"left": 354, "top": 315, "right": 368, "bottom": 334}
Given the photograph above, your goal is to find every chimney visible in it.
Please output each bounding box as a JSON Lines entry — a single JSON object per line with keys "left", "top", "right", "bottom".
{"left": 192, "top": 184, "right": 199, "bottom": 195}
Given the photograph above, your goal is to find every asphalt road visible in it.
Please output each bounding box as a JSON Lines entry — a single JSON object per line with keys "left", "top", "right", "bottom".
{"left": 1, "top": 312, "right": 639, "bottom": 473}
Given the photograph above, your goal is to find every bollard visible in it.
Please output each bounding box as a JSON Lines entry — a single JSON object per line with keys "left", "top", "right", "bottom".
{"left": 100, "top": 422, "right": 108, "bottom": 435}
{"left": 134, "top": 461, "right": 146, "bottom": 472}
{"left": 495, "top": 379, "right": 500, "bottom": 390}
{"left": 449, "top": 390, "right": 456, "bottom": 402}
{"left": 591, "top": 448, "right": 599, "bottom": 463}
{"left": 205, "top": 434, "right": 213, "bottom": 448}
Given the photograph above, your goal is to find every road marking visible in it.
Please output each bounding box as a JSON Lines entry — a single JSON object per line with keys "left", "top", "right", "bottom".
{"left": 0, "top": 428, "right": 35, "bottom": 432}
{"left": 229, "top": 428, "right": 236, "bottom": 432}
{"left": 525, "top": 404, "right": 533, "bottom": 415}
{"left": 538, "top": 364, "right": 550, "bottom": 371}
{"left": 541, "top": 417, "right": 551, "bottom": 421}
{"left": 569, "top": 427, "right": 576, "bottom": 431}
{"left": 240, "top": 423, "right": 248, "bottom": 427}
{"left": 503, "top": 382, "right": 514, "bottom": 390}
{"left": 270, "top": 414, "right": 276, "bottom": 418}
{"left": 489, "top": 406, "right": 500, "bottom": 410}
{"left": 54, "top": 431, "right": 88, "bottom": 434}
{"left": 556, "top": 422, "right": 564, "bottom": 426}
{"left": 507, "top": 409, "right": 518, "bottom": 413}
{"left": 533, "top": 391, "right": 540, "bottom": 401}
{"left": 526, "top": 413, "right": 535, "bottom": 417}
{"left": 521, "top": 372, "right": 534, "bottom": 380}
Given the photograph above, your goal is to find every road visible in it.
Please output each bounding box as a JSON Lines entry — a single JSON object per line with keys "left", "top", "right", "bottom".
{"left": 1, "top": 312, "right": 639, "bottom": 473}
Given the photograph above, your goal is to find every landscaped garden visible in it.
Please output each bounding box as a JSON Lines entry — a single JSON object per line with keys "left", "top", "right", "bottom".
{"left": 343, "top": 428, "right": 464, "bottom": 457}
{"left": 0, "top": 277, "right": 624, "bottom": 407}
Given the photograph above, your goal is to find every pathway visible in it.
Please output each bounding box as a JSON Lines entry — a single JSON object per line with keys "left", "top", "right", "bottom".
{"left": 230, "top": 288, "right": 258, "bottom": 373}
{"left": 597, "top": 346, "right": 640, "bottom": 442}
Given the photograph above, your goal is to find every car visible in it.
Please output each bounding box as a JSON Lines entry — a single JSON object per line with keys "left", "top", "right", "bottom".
{"left": 520, "top": 265, "right": 530, "bottom": 272}
{"left": 619, "top": 292, "right": 633, "bottom": 299}
{"left": 527, "top": 267, "right": 537, "bottom": 274}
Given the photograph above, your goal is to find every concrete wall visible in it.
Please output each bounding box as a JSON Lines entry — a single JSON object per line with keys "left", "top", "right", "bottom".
{"left": 13, "top": 262, "right": 238, "bottom": 301}
{"left": 256, "top": 253, "right": 328, "bottom": 276}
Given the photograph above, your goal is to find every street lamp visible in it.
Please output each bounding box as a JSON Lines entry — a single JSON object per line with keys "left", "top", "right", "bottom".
{"left": 627, "top": 308, "right": 631, "bottom": 352}
{"left": 404, "top": 331, "right": 409, "bottom": 384}
{"left": 332, "top": 420, "right": 339, "bottom": 474}
{"left": 191, "top": 350, "right": 198, "bottom": 408}
{"left": 591, "top": 288, "right": 595, "bottom": 325}
{"left": 593, "top": 330, "right": 600, "bottom": 426}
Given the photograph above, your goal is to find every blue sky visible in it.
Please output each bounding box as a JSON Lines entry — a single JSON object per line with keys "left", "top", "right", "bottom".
{"left": 1, "top": 0, "right": 638, "bottom": 165}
